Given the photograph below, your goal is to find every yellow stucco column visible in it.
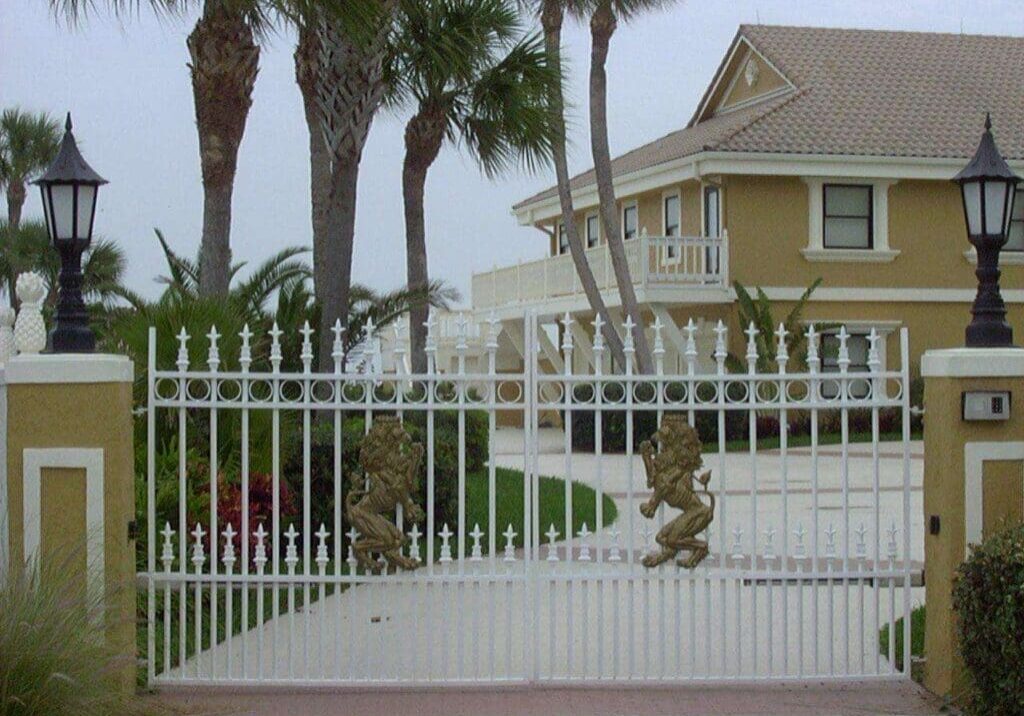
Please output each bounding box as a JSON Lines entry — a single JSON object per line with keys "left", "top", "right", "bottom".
{"left": 1, "top": 353, "right": 136, "bottom": 693}
{"left": 920, "top": 348, "right": 1024, "bottom": 700}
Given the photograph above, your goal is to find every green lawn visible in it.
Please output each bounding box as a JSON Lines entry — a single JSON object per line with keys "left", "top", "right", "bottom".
{"left": 879, "top": 604, "right": 925, "bottom": 677}
{"left": 139, "top": 466, "right": 617, "bottom": 682}
{"left": 723, "top": 430, "right": 922, "bottom": 453}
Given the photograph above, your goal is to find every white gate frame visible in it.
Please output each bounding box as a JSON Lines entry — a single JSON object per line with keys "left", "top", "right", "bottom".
{"left": 143, "top": 311, "right": 914, "bottom": 687}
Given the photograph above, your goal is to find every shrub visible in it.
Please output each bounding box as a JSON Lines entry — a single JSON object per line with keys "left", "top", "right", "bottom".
{"left": 0, "top": 553, "right": 150, "bottom": 716}
{"left": 281, "top": 409, "right": 489, "bottom": 538}
{"left": 878, "top": 604, "right": 925, "bottom": 675}
{"left": 952, "top": 523, "right": 1024, "bottom": 715}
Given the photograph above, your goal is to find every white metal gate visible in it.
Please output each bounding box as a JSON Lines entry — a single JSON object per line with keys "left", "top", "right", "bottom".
{"left": 143, "top": 312, "right": 916, "bottom": 687}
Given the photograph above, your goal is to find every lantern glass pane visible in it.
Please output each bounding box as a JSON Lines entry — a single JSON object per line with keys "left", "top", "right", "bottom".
{"left": 51, "top": 184, "right": 76, "bottom": 240}
{"left": 984, "top": 180, "right": 1008, "bottom": 236}
{"left": 962, "top": 181, "right": 981, "bottom": 235}
{"left": 39, "top": 186, "right": 54, "bottom": 241}
{"left": 1003, "top": 185, "right": 1017, "bottom": 237}
{"left": 76, "top": 185, "right": 96, "bottom": 239}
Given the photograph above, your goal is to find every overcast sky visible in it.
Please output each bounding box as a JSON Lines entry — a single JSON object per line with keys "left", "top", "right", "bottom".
{"left": 2, "top": 0, "right": 1022, "bottom": 306}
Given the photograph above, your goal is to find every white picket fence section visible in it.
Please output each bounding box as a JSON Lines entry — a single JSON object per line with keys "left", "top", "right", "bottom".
{"left": 143, "top": 311, "right": 915, "bottom": 687}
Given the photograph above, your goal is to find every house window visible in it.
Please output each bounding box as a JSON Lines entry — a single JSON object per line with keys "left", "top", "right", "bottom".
{"left": 586, "top": 214, "right": 599, "bottom": 248}
{"left": 703, "top": 186, "right": 720, "bottom": 238}
{"left": 622, "top": 204, "right": 638, "bottom": 240}
{"left": 823, "top": 185, "right": 873, "bottom": 249}
{"left": 664, "top": 194, "right": 680, "bottom": 258}
{"left": 821, "top": 332, "right": 871, "bottom": 398}
{"left": 1007, "top": 188, "right": 1024, "bottom": 251}
{"left": 557, "top": 223, "right": 569, "bottom": 255}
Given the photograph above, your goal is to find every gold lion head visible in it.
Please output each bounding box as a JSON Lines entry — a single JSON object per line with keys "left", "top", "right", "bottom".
{"left": 650, "top": 415, "right": 704, "bottom": 473}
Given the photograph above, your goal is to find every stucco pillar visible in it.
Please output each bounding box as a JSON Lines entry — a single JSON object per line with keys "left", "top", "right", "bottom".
{"left": 1, "top": 353, "right": 136, "bottom": 693}
{"left": 920, "top": 348, "right": 1024, "bottom": 700}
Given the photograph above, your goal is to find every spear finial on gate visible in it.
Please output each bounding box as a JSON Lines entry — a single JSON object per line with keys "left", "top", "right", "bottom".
{"left": 577, "top": 523, "right": 592, "bottom": 561}
{"left": 331, "top": 319, "right": 345, "bottom": 374}
{"left": 731, "top": 525, "right": 745, "bottom": 561}
{"left": 502, "top": 524, "right": 518, "bottom": 562}
{"left": 407, "top": 523, "right": 422, "bottom": 562}
{"left": 438, "top": 523, "right": 453, "bottom": 563}
{"left": 775, "top": 323, "right": 789, "bottom": 372}
{"left": 239, "top": 324, "right": 253, "bottom": 372}
{"left": 206, "top": 326, "right": 220, "bottom": 372}
{"left": 745, "top": 321, "right": 759, "bottom": 373}
{"left": 855, "top": 523, "right": 868, "bottom": 560}
{"left": 713, "top": 320, "right": 728, "bottom": 375}
{"left": 867, "top": 328, "right": 881, "bottom": 373}
{"left": 486, "top": 312, "right": 501, "bottom": 352}
{"left": 545, "top": 524, "right": 560, "bottom": 562}
{"left": 269, "top": 322, "right": 283, "bottom": 373}
{"left": 190, "top": 523, "right": 207, "bottom": 569}
{"left": 825, "top": 523, "right": 838, "bottom": 559}
{"left": 683, "top": 318, "right": 698, "bottom": 374}
{"left": 806, "top": 325, "right": 820, "bottom": 374}
{"left": 608, "top": 528, "right": 622, "bottom": 562}
{"left": 763, "top": 525, "right": 777, "bottom": 561}
{"left": 469, "top": 523, "right": 484, "bottom": 561}
{"left": 793, "top": 523, "right": 807, "bottom": 560}
{"left": 253, "top": 523, "right": 268, "bottom": 574}
{"left": 345, "top": 527, "right": 359, "bottom": 567}
{"left": 160, "top": 522, "right": 175, "bottom": 571}
{"left": 221, "top": 524, "right": 237, "bottom": 573}
{"left": 592, "top": 312, "right": 605, "bottom": 353}
{"left": 284, "top": 524, "right": 300, "bottom": 572}
{"left": 837, "top": 326, "right": 851, "bottom": 373}
{"left": 176, "top": 326, "right": 190, "bottom": 371}
{"left": 561, "top": 312, "right": 574, "bottom": 353}
{"left": 886, "top": 521, "right": 900, "bottom": 559}
{"left": 315, "top": 523, "right": 330, "bottom": 572}
{"left": 300, "top": 321, "right": 314, "bottom": 373}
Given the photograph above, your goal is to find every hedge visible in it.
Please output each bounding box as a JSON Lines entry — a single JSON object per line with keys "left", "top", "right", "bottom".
{"left": 952, "top": 522, "right": 1024, "bottom": 715}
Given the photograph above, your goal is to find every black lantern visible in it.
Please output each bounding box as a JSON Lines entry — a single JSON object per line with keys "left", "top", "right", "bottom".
{"left": 953, "top": 114, "right": 1020, "bottom": 348}
{"left": 32, "top": 113, "right": 107, "bottom": 352}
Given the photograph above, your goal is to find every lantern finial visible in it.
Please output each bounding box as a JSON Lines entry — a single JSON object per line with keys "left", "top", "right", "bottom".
{"left": 65, "top": 112, "right": 72, "bottom": 132}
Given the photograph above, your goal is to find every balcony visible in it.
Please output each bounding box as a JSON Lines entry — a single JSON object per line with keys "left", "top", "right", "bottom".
{"left": 471, "top": 232, "right": 730, "bottom": 316}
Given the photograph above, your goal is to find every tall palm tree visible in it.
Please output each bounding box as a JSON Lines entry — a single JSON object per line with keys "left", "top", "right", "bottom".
{"left": 0, "top": 109, "right": 61, "bottom": 305}
{"left": 587, "top": 0, "right": 671, "bottom": 373}
{"left": 391, "top": 0, "right": 556, "bottom": 372}
{"left": 48, "top": 0, "right": 266, "bottom": 298}
{"left": 312, "top": 0, "right": 399, "bottom": 366}
{"left": 188, "top": 1, "right": 263, "bottom": 297}
{"left": 526, "top": 0, "right": 625, "bottom": 368}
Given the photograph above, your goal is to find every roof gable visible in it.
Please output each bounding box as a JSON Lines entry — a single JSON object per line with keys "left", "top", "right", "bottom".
{"left": 690, "top": 32, "right": 795, "bottom": 125}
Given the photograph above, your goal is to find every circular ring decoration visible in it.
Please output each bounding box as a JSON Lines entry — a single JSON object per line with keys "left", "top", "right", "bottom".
{"left": 154, "top": 377, "right": 180, "bottom": 401}
{"left": 279, "top": 379, "right": 305, "bottom": 403}
{"left": 217, "top": 378, "right": 242, "bottom": 403}
{"left": 248, "top": 379, "right": 273, "bottom": 402}
{"left": 497, "top": 380, "right": 523, "bottom": 405}
{"left": 186, "top": 378, "right": 211, "bottom": 402}
{"left": 310, "top": 380, "right": 336, "bottom": 405}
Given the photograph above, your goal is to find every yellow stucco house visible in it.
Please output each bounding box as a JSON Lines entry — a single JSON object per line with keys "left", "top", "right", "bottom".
{"left": 471, "top": 24, "right": 1024, "bottom": 376}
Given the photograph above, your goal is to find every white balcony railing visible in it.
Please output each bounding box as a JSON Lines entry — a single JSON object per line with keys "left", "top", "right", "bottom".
{"left": 472, "top": 231, "right": 729, "bottom": 311}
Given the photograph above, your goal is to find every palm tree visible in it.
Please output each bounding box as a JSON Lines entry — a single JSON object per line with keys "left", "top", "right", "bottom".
{"left": 0, "top": 219, "right": 126, "bottom": 315}
{"left": 0, "top": 108, "right": 61, "bottom": 305}
{"left": 524, "top": 0, "right": 625, "bottom": 368}
{"left": 48, "top": 0, "right": 266, "bottom": 298}
{"left": 391, "top": 0, "right": 556, "bottom": 372}
{"left": 587, "top": 0, "right": 672, "bottom": 374}
{"left": 312, "top": 1, "right": 400, "bottom": 366}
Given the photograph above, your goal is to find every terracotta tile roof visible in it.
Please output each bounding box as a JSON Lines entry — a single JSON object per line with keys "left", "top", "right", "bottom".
{"left": 515, "top": 24, "right": 1024, "bottom": 212}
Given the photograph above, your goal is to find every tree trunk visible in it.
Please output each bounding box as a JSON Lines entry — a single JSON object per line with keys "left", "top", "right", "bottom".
{"left": 5, "top": 179, "right": 25, "bottom": 307}
{"left": 403, "top": 107, "right": 447, "bottom": 375}
{"left": 295, "top": 26, "right": 332, "bottom": 314}
{"left": 589, "top": 2, "right": 653, "bottom": 374}
{"left": 314, "top": 1, "right": 397, "bottom": 366}
{"left": 540, "top": 0, "right": 625, "bottom": 368}
{"left": 188, "top": 5, "right": 259, "bottom": 297}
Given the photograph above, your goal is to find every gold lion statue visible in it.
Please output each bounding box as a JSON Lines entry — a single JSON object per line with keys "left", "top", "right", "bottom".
{"left": 639, "top": 415, "right": 715, "bottom": 569}
{"left": 345, "top": 416, "right": 425, "bottom": 573}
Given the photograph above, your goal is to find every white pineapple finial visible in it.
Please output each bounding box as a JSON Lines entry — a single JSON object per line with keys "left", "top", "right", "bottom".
{"left": 14, "top": 272, "right": 46, "bottom": 354}
{"left": 713, "top": 319, "right": 728, "bottom": 373}
{"left": 775, "top": 322, "right": 789, "bottom": 370}
{"left": 284, "top": 524, "right": 299, "bottom": 571}
{"left": 190, "top": 522, "right": 207, "bottom": 569}
{"left": 0, "top": 306, "right": 15, "bottom": 364}
{"left": 252, "top": 523, "right": 268, "bottom": 573}
{"left": 221, "top": 523, "right": 237, "bottom": 572}
{"left": 206, "top": 325, "right": 220, "bottom": 372}
{"left": 269, "top": 322, "right": 283, "bottom": 373}
{"left": 315, "top": 523, "right": 330, "bottom": 571}
{"left": 607, "top": 528, "right": 622, "bottom": 562}
{"left": 744, "top": 321, "right": 759, "bottom": 371}
{"left": 806, "top": 324, "right": 820, "bottom": 373}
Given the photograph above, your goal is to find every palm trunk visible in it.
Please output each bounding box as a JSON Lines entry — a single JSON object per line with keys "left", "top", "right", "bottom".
{"left": 314, "top": 1, "right": 396, "bottom": 366}
{"left": 5, "top": 180, "right": 24, "bottom": 307}
{"left": 295, "top": 26, "right": 332, "bottom": 313}
{"left": 589, "top": 2, "right": 653, "bottom": 374}
{"left": 541, "top": 0, "right": 625, "bottom": 368}
{"left": 188, "top": 5, "right": 259, "bottom": 297}
{"left": 402, "top": 108, "right": 446, "bottom": 375}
